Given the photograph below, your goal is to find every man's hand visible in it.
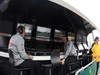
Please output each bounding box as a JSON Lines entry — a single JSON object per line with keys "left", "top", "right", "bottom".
{"left": 59, "top": 59, "right": 65, "bottom": 64}
{"left": 28, "top": 55, "right": 33, "bottom": 59}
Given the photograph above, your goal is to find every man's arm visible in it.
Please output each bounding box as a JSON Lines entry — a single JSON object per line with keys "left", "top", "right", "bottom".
{"left": 60, "top": 41, "right": 72, "bottom": 64}
{"left": 64, "top": 41, "right": 72, "bottom": 59}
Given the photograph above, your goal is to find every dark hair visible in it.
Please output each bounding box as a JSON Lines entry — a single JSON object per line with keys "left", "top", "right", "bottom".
{"left": 94, "top": 37, "right": 99, "bottom": 41}
{"left": 17, "top": 26, "right": 25, "bottom": 34}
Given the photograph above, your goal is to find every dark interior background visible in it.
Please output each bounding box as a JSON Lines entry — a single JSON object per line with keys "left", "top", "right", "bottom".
{"left": 0, "top": 0, "right": 94, "bottom": 52}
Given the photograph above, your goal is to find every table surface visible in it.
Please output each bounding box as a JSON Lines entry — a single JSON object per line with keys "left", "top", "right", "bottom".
{"left": 0, "top": 51, "right": 85, "bottom": 61}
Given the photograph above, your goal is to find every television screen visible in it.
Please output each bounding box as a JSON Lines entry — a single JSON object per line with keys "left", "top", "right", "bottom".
{"left": 36, "top": 26, "right": 51, "bottom": 41}
{"left": 54, "top": 29, "right": 64, "bottom": 42}
{"left": 17, "top": 23, "right": 33, "bottom": 39}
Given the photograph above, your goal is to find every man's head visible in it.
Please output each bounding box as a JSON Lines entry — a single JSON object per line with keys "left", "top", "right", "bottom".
{"left": 94, "top": 37, "right": 99, "bottom": 44}
{"left": 63, "top": 37, "right": 68, "bottom": 43}
{"left": 17, "top": 25, "right": 25, "bottom": 37}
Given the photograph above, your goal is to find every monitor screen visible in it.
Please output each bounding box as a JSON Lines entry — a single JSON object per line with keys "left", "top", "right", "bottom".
{"left": 17, "top": 23, "right": 33, "bottom": 39}
{"left": 54, "top": 29, "right": 64, "bottom": 42}
{"left": 36, "top": 26, "right": 51, "bottom": 41}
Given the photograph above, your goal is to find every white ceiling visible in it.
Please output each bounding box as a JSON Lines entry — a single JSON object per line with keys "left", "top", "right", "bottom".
{"left": 50, "top": 0, "right": 100, "bottom": 31}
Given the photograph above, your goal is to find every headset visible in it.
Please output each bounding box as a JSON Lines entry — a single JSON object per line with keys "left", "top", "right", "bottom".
{"left": 17, "top": 26, "right": 25, "bottom": 34}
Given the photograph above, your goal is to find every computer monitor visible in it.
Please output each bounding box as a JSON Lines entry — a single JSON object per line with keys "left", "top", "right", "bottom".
{"left": 36, "top": 26, "right": 51, "bottom": 41}
{"left": 54, "top": 29, "right": 64, "bottom": 42}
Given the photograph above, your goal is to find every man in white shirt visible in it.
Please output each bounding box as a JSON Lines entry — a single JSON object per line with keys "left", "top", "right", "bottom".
{"left": 60, "top": 37, "right": 78, "bottom": 74}
{"left": 8, "top": 25, "right": 43, "bottom": 75}
{"left": 60, "top": 37, "right": 77, "bottom": 64}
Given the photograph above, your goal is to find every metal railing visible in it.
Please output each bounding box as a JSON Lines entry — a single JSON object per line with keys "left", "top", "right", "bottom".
{"left": 75, "top": 59, "right": 96, "bottom": 75}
